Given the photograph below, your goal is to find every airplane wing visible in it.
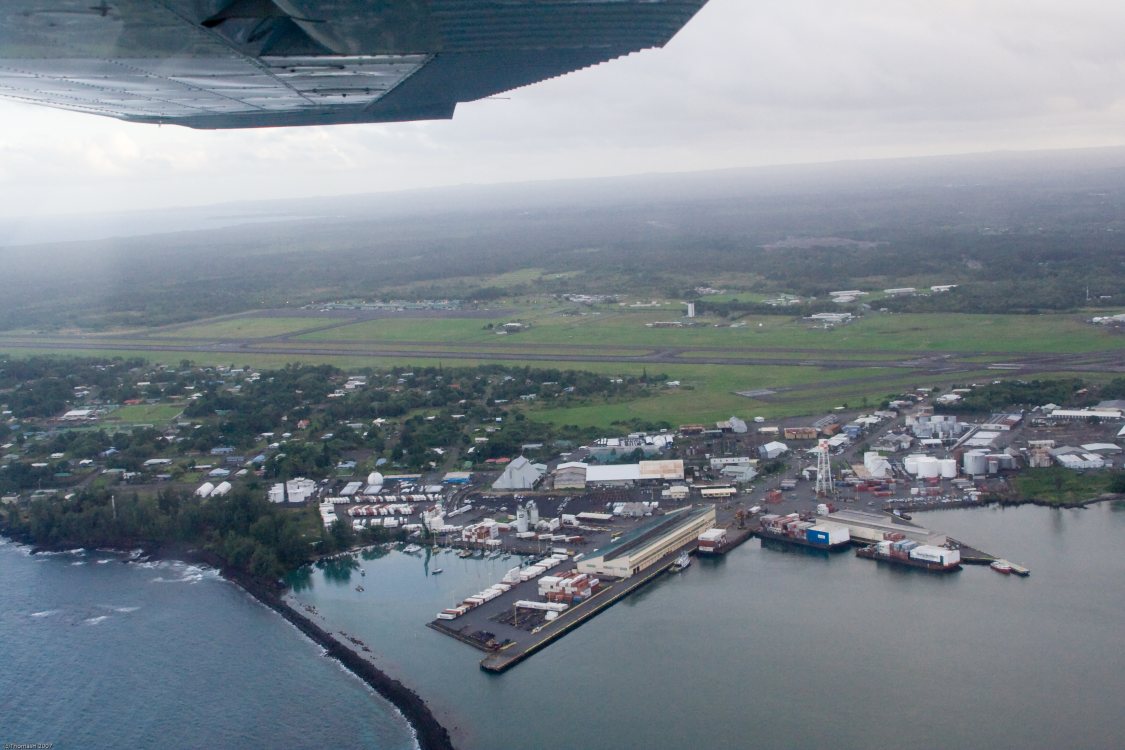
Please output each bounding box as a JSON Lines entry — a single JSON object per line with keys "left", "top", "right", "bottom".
{"left": 0, "top": 0, "right": 709, "bottom": 129}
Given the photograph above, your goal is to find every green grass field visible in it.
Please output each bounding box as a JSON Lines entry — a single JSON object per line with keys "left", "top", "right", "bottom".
{"left": 164, "top": 316, "right": 327, "bottom": 339}
{"left": 107, "top": 403, "right": 186, "bottom": 424}
{"left": 1013, "top": 467, "right": 1122, "bottom": 506}
{"left": 294, "top": 310, "right": 1119, "bottom": 353}
{"left": 2, "top": 306, "right": 1118, "bottom": 430}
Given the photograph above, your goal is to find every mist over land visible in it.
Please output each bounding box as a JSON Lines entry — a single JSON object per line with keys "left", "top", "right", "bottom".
{"left": 2, "top": 147, "right": 1124, "bottom": 330}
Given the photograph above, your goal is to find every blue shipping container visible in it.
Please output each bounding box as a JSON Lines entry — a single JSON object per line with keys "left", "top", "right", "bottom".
{"left": 806, "top": 529, "right": 829, "bottom": 545}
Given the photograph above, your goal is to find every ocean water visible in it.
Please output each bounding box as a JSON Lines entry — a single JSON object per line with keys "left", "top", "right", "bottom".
{"left": 0, "top": 541, "right": 417, "bottom": 750}
{"left": 291, "top": 503, "right": 1125, "bottom": 750}
{"left": 4, "top": 503, "right": 1123, "bottom": 750}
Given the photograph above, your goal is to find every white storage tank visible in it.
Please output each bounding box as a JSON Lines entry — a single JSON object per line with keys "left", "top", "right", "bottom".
{"left": 515, "top": 506, "right": 529, "bottom": 534}
{"left": 903, "top": 455, "right": 921, "bottom": 475}
{"left": 916, "top": 457, "right": 941, "bottom": 479}
{"left": 939, "top": 458, "right": 958, "bottom": 479}
{"left": 963, "top": 450, "right": 989, "bottom": 476}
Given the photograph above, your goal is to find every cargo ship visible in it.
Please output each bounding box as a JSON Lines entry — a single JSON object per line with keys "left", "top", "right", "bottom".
{"left": 856, "top": 538, "right": 961, "bottom": 572}
{"left": 755, "top": 513, "right": 852, "bottom": 551}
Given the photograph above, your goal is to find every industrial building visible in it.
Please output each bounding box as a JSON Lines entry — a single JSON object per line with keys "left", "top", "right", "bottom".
{"left": 554, "top": 462, "right": 589, "bottom": 489}
{"left": 822, "top": 509, "right": 947, "bottom": 546}
{"left": 268, "top": 477, "right": 318, "bottom": 504}
{"left": 491, "top": 456, "right": 547, "bottom": 490}
{"left": 759, "top": 441, "right": 789, "bottom": 460}
{"left": 553, "top": 459, "right": 684, "bottom": 489}
{"left": 863, "top": 451, "right": 892, "bottom": 479}
{"left": 1049, "top": 408, "right": 1124, "bottom": 421}
{"left": 577, "top": 506, "right": 716, "bottom": 578}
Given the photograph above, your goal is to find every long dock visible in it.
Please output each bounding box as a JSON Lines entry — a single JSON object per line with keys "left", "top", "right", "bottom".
{"left": 428, "top": 542, "right": 695, "bottom": 673}
{"left": 478, "top": 546, "right": 687, "bottom": 673}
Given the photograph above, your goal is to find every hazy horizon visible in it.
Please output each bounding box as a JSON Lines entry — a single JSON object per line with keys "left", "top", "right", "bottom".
{"left": 4, "top": 0, "right": 1125, "bottom": 223}
{"left": 6, "top": 142, "right": 1125, "bottom": 247}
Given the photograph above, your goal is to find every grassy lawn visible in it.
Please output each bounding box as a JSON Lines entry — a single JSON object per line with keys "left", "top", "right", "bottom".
{"left": 292, "top": 310, "right": 1120, "bottom": 354}
{"left": 256, "top": 341, "right": 654, "bottom": 357}
{"left": 1013, "top": 467, "right": 1123, "bottom": 506}
{"left": 107, "top": 403, "right": 186, "bottom": 424}
{"left": 297, "top": 317, "right": 506, "bottom": 343}
{"left": 163, "top": 317, "right": 327, "bottom": 339}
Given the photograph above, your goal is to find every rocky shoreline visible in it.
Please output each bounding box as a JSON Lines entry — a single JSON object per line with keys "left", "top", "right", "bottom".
{"left": 13, "top": 536, "right": 456, "bottom": 750}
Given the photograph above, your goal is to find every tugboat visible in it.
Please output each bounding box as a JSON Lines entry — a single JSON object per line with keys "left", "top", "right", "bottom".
{"left": 669, "top": 551, "right": 691, "bottom": 573}
{"left": 990, "top": 559, "right": 1013, "bottom": 575}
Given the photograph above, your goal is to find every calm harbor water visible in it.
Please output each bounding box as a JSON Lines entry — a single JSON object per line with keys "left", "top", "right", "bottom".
{"left": 292, "top": 503, "right": 1125, "bottom": 750}
{"left": 3, "top": 503, "right": 1122, "bottom": 750}
{"left": 0, "top": 541, "right": 417, "bottom": 750}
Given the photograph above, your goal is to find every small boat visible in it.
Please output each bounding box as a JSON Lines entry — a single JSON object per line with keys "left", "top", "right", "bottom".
{"left": 990, "top": 559, "right": 1013, "bottom": 574}
{"left": 360, "top": 569, "right": 366, "bottom": 576}
{"left": 431, "top": 568, "right": 443, "bottom": 575}
{"left": 355, "top": 585, "right": 365, "bottom": 592}
{"left": 669, "top": 551, "right": 691, "bottom": 573}
{"left": 458, "top": 549, "right": 473, "bottom": 558}
{"left": 402, "top": 544, "right": 423, "bottom": 554}
{"left": 488, "top": 550, "right": 503, "bottom": 559}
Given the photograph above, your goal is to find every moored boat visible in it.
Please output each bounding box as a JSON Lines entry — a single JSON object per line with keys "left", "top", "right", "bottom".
{"left": 856, "top": 540, "right": 961, "bottom": 573}
{"left": 669, "top": 551, "right": 691, "bottom": 572}
{"left": 990, "top": 559, "right": 1013, "bottom": 574}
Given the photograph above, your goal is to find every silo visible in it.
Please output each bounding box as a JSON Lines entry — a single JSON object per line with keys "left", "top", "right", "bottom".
{"left": 992, "top": 454, "right": 1015, "bottom": 471}
{"left": 515, "top": 506, "right": 529, "bottom": 534}
{"left": 527, "top": 500, "right": 540, "bottom": 525}
{"left": 963, "top": 450, "right": 989, "bottom": 476}
{"left": 916, "top": 457, "right": 941, "bottom": 479}
{"left": 987, "top": 457, "right": 1000, "bottom": 474}
{"left": 939, "top": 458, "right": 958, "bottom": 479}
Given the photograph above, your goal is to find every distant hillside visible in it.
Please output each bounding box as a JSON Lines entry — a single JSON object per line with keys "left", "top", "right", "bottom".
{"left": 2, "top": 147, "right": 1124, "bottom": 330}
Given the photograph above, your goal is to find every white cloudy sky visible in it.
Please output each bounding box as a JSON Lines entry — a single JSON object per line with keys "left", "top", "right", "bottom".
{"left": 2, "top": 0, "right": 1125, "bottom": 220}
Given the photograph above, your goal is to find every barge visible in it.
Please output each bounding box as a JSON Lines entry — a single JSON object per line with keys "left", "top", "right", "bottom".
{"left": 856, "top": 539, "right": 961, "bottom": 573}
{"left": 755, "top": 514, "right": 852, "bottom": 551}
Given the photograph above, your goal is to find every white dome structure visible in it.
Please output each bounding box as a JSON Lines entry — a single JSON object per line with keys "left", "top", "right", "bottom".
{"left": 366, "top": 471, "right": 384, "bottom": 488}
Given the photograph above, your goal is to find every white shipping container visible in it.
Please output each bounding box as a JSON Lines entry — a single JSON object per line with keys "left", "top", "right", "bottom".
{"left": 809, "top": 523, "right": 850, "bottom": 545}
{"left": 908, "top": 545, "right": 959, "bottom": 565}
